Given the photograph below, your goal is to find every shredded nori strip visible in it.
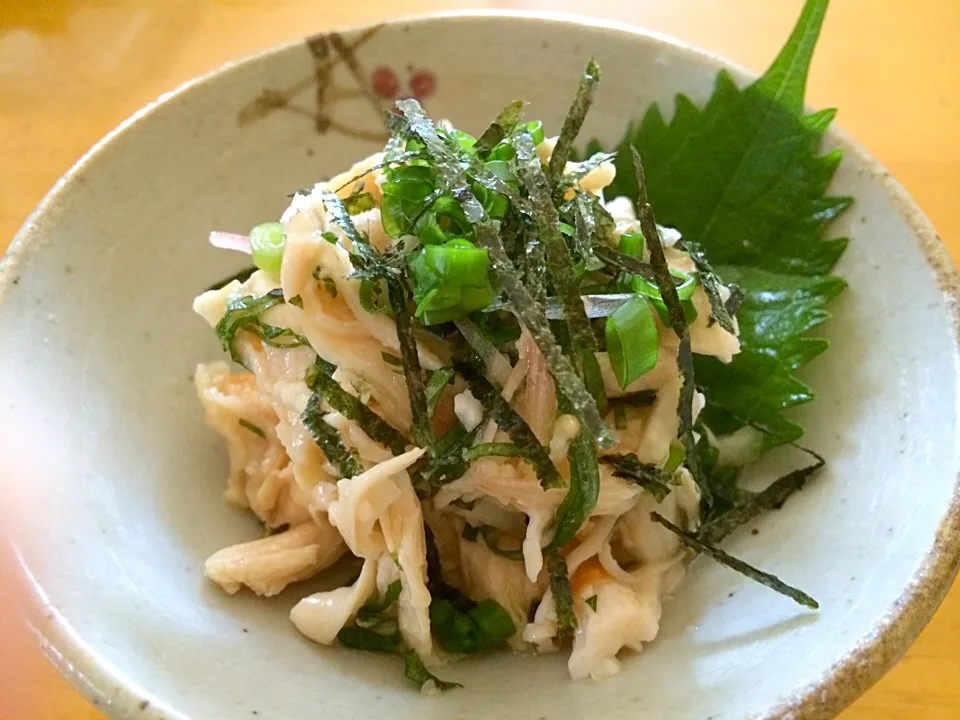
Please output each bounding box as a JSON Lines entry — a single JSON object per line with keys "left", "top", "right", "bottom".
{"left": 650, "top": 512, "right": 818, "bottom": 609}
{"left": 474, "top": 224, "right": 615, "bottom": 449}
{"left": 572, "top": 192, "right": 605, "bottom": 272}
{"left": 547, "top": 59, "right": 601, "bottom": 184}
{"left": 332, "top": 151, "right": 421, "bottom": 194}
{"left": 682, "top": 239, "right": 736, "bottom": 334}
{"left": 600, "top": 453, "right": 674, "bottom": 502}
{"left": 547, "top": 551, "right": 577, "bottom": 639}
{"left": 387, "top": 273, "right": 432, "bottom": 450}
{"left": 612, "top": 390, "right": 657, "bottom": 407}
{"left": 516, "top": 133, "right": 606, "bottom": 415}
{"left": 522, "top": 225, "right": 547, "bottom": 305}
{"left": 547, "top": 407, "right": 600, "bottom": 550}
{"left": 305, "top": 357, "right": 408, "bottom": 455}
{"left": 474, "top": 99, "right": 525, "bottom": 157}
{"left": 301, "top": 393, "right": 363, "bottom": 478}
{"left": 204, "top": 265, "right": 256, "bottom": 292}
{"left": 455, "top": 362, "right": 563, "bottom": 489}
{"left": 562, "top": 151, "right": 617, "bottom": 188}
{"left": 629, "top": 147, "right": 711, "bottom": 506}
{"left": 592, "top": 244, "right": 659, "bottom": 283}
{"left": 724, "top": 284, "right": 745, "bottom": 317}
{"left": 698, "top": 449, "right": 825, "bottom": 545}
{"left": 484, "top": 293, "right": 638, "bottom": 320}
{"left": 393, "top": 101, "right": 485, "bottom": 223}
{"left": 394, "top": 98, "right": 612, "bottom": 448}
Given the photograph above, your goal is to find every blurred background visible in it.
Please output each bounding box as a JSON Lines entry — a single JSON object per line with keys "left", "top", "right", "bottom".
{"left": 1, "top": 1, "right": 958, "bottom": 718}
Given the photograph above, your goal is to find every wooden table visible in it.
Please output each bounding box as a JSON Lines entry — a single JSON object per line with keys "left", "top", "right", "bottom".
{"left": 1, "top": 1, "right": 957, "bottom": 718}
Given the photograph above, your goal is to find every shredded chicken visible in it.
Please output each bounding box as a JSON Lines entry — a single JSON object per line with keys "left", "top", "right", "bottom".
{"left": 205, "top": 521, "right": 346, "bottom": 597}
{"left": 195, "top": 134, "right": 744, "bottom": 683}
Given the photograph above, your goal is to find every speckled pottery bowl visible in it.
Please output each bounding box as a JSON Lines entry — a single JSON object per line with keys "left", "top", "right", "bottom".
{"left": 2, "top": 12, "right": 958, "bottom": 720}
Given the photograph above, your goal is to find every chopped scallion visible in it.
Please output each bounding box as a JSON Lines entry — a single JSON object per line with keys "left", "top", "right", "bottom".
{"left": 249, "top": 222, "right": 286, "bottom": 276}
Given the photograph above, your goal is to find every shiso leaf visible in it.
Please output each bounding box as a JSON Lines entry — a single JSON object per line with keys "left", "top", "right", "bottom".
{"left": 456, "top": 363, "right": 563, "bottom": 489}
{"left": 600, "top": 453, "right": 674, "bottom": 502}
{"left": 387, "top": 273, "right": 433, "bottom": 450}
{"left": 595, "top": 0, "right": 848, "bottom": 452}
{"left": 301, "top": 393, "right": 363, "bottom": 478}
{"left": 547, "top": 551, "right": 577, "bottom": 639}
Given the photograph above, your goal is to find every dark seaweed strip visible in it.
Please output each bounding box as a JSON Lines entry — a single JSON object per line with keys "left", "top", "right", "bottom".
{"left": 650, "top": 512, "right": 818, "bottom": 609}
{"left": 387, "top": 274, "right": 432, "bottom": 450}
{"left": 301, "top": 393, "right": 363, "bottom": 478}
{"left": 396, "top": 99, "right": 528, "bottom": 220}
{"left": 205, "top": 265, "right": 257, "bottom": 292}
{"left": 394, "top": 100, "right": 485, "bottom": 223}
{"left": 306, "top": 362, "right": 408, "bottom": 455}
{"left": 455, "top": 362, "right": 563, "bottom": 489}
{"left": 593, "top": 244, "right": 659, "bottom": 283}
{"left": 332, "top": 151, "right": 421, "bottom": 193}
{"left": 547, "top": 59, "right": 601, "bottom": 184}
{"left": 682, "top": 239, "right": 736, "bottom": 334}
{"left": 395, "top": 99, "right": 612, "bottom": 447}
{"left": 562, "top": 152, "right": 617, "bottom": 188}
{"left": 474, "top": 224, "right": 615, "bottom": 449}
{"left": 547, "top": 551, "right": 577, "bottom": 639}
{"left": 484, "top": 293, "right": 637, "bottom": 320}
{"left": 599, "top": 453, "right": 673, "bottom": 502}
{"left": 516, "top": 133, "right": 605, "bottom": 414}
{"left": 523, "top": 225, "right": 547, "bottom": 305}
{"left": 698, "top": 452, "right": 825, "bottom": 545}
{"left": 474, "top": 99, "right": 525, "bottom": 157}
{"left": 546, "top": 408, "right": 600, "bottom": 550}
{"left": 572, "top": 192, "right": 605, "bottom": 272}
{"left": 629, "top": 147, "right": 711, "bottom": 506}
{"left": 724, "top": 284, "right": 745, "bottom": 317}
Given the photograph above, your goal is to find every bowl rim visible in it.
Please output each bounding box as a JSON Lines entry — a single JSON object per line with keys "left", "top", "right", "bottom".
{"left": 3, "top": 10, "right": 959, "bottom": 720}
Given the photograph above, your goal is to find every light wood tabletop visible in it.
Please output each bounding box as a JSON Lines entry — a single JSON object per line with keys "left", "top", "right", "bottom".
{"left": 1, "top": 1, "right": 958, "bottom": 718}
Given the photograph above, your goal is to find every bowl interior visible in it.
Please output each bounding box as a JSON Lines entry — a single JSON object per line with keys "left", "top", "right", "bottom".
{"left": 2, "top": 14, "right": 958, "bottom": 720}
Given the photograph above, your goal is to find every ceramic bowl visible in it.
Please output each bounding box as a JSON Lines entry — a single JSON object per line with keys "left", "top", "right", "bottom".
{"left": 2, "top": 12, "right": 958, "bottom": 720}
